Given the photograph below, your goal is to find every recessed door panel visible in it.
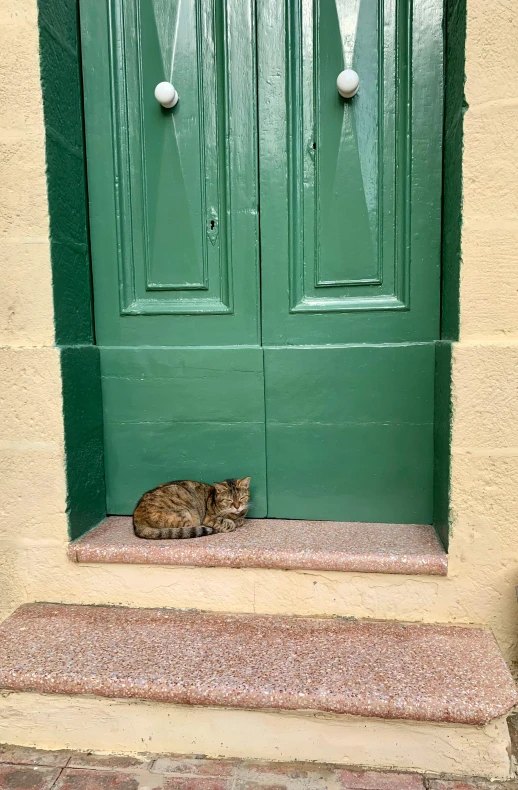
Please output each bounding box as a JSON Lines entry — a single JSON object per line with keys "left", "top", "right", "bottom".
{"left": 102, "top": 348, "right": 267, "bottom": 516}
{"left": 123, "top": 0, "right": 230, "bottom": 313}
{"left": 298, "top": 0, "right": 386, "bottom": 292}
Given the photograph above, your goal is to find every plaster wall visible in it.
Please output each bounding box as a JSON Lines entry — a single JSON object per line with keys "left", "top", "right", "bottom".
{"left": 0, "top": 694, "right": 512, "bottom": 779}
{"left": 1, "top": 0, "right": 518, "bottom": 672}
{"left": 448, "top": 0, "right": 518, "bottom": 658}
{"left": 0, "top": 0, "right": 67, "bottom": 623}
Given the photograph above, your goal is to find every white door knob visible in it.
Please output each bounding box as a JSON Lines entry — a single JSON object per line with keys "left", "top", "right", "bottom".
{"left": 154, "top": 81, "right": 179, "bottom": 108}
{"left": 337, "top": 69, "right": 359, "bottom": 99}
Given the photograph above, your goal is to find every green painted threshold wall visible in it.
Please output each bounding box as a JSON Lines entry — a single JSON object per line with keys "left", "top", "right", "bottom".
{"left": 36, "top": 0, "right": 464, "bottom": 544}
{"left": 37, "top": 0, "right": 106, "bottom": 540}
{"left": 433, "top": 0, "right": 466, "bottom": 548}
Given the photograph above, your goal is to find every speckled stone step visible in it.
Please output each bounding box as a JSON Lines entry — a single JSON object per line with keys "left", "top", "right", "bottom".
{"left": 68, "top": 517, "right": 448, "bottom": 575}
{"left": 0, "top": 603, "right": 515, "bottom": 725}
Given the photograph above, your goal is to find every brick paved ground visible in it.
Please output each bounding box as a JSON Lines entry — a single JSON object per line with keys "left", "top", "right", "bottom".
{"left": 1, "top": 743, "right": 518, "bottom": 790}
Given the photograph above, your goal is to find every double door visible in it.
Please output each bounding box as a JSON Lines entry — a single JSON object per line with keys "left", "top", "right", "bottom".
{"left": 81, "top": 0, "right": 443, "bottom": 521}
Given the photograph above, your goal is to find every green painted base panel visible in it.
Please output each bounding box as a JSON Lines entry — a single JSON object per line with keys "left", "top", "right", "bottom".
{"left": 101, "top": 347, "right": 267, "bottom": 517}
{"left": 264, "top": 345, "right": 435, "bottom": 523}
{"left": 266, "top": 424, "right": 433, "bottom": 523}
{"left": 102, "top": 344, "right": 435, "bottom": 524}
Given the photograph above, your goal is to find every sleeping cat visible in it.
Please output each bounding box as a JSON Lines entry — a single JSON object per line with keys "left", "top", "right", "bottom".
{"left": 133, "top": 477, "right": 251, "bottom": 539}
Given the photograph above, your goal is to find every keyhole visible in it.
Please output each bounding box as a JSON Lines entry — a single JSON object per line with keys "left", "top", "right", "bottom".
{"left": 312, "top": 142, "right": 317, "bottom": 151}
{"left": 210, "top": 220, "right": 215, "bottom": 230}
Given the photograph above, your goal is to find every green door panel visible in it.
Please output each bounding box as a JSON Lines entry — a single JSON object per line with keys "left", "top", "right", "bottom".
{"left": 257, "top": 0, "right": 443, "bottom": 521}
{"left": 257, "top": 0, "right": 443, "bottom": 345}
{"left": 264, "top": 345, "right": 435, "bottom": 522}
{"left": 81, "top": 0, "right": 265, "bottom": 514}
{"left": 101, "top": 348, "right": 267, "bottom": 516}
{"left": 81, "top": 0, "right": 259, "bottom": 347}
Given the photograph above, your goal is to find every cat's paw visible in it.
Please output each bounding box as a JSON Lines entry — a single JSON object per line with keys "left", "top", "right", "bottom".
{"left": 216, "top": 518, "right": 237, "bottom": 533}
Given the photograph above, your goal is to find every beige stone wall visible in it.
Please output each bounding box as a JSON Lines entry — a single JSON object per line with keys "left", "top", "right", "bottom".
{"left": 459, "top": 0, "right": 518, "bottom": 339}
{"left": 1, "top": 0, "right": 518, "bottom": 668}
{"left": 0, "top": 694, "right": 512, "bottom": 779}
{"left": 448, "top": 0, "right": 518, "bottom": 660}
{"left": 0, "top": 0, "right": 67, "bottom": 622}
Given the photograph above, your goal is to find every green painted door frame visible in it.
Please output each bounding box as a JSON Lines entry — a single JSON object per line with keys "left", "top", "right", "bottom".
{"left": 80, "top": 0, "right": 444, "bottom": 524}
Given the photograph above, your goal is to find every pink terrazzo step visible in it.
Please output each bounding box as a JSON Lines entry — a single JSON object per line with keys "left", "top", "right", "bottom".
{"left": 68, "top": 517, "right": 447, "bottom": 575}
{"left": 0, "top": 603, "right": 516, "bottom": 725}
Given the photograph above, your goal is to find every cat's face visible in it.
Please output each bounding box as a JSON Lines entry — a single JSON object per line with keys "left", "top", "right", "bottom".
{"left": 213, "top": 477, "right": 251, "bottom": 517}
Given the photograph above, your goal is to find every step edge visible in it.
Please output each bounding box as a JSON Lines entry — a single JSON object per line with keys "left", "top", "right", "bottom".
{"left": 68, "top": 517, "right": 448, "bottom": 576}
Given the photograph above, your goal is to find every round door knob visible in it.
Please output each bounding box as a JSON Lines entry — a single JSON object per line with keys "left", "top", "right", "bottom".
{"left": 154, "top": 81, "right": 179, "bottom": 108}
{"left": 337, "top": 69, "right": 359, "bottom": 99}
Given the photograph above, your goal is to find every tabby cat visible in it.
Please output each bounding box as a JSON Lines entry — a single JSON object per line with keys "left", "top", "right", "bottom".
{"left": 133, "top": 477, "right": 251, "bottom": 539}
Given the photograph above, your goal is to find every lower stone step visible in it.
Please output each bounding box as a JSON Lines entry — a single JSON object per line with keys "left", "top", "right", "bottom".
{"left": 0, "top": 604, "right": 516, "bottom": 779}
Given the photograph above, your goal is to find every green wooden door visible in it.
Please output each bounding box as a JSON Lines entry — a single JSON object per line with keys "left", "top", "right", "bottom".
{"left": 81, "top": 0, "right": 267, "bottom": 516}
{"left": 258, "top": 0, "right": 442, "bottom": 521}
{"left": 81, "top": 0, "right": 442, "bottom": 522}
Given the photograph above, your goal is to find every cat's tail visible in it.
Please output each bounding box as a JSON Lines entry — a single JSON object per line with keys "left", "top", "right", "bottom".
{"left": 133, "top": 511, "right": 213, "bottom": 540}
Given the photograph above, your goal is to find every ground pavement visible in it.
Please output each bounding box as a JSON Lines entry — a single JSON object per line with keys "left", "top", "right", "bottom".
{"left": 2, "top": 741, "right": 518, "bottom": 790}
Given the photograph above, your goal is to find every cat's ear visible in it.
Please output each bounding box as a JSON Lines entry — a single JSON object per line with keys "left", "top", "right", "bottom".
{"left": 213, "top": 482, "right": 226, "bottom": 492}
{"left": 238, "top": 476, "right": 251, "bottom": 489}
